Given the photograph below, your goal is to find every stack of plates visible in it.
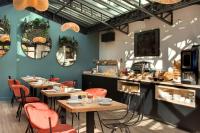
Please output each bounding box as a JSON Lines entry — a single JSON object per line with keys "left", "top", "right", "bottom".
{"left": 67, "top": 99, "right": 82, "bottom": 104}
{"left": 98, "top": 98, "right": 112, "bottom": 105}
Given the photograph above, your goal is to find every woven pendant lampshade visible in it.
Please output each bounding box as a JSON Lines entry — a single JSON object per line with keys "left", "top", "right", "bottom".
{"left": 61, "top": 22, "right": 80, "bottom": 32}
{"left": 13, "top": 0, "right": 49, "bottom": 11}
{"left": 33, "top": 37, "right": 47, "bottom": 43}
{"left": 0, "top": 34, "right": 10, "bottom": 42}
{"left": 152, "top": 0, "right": 181, "bottom": 4}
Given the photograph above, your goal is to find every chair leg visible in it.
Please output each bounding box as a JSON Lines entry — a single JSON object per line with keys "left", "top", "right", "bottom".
{"left": 71, "top": 113, "right": 74, "bottom": 126}
{"left": 11, "top": 94, "right": 15, "bottom": 107}
{"left": 18, "top": 103, "right": 23, "bottom": 122}
{"left": 96, "top": 112, "right": 104, "bottom": 133}
{"left": 16, "top": 103, "right": 21, "bottom": 118}
{"left": 77, "top": 113, "right": 80, "bottom": 133}
{"left": 25, "top": 124, "right": 30, "bottom": 133}
{"left": 111, "top": 129, "right": 116, "bottom": 133}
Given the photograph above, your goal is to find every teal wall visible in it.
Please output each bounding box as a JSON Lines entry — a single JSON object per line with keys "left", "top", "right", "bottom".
{"left": 0, "top": 5, "right": 99, "bottom": 100}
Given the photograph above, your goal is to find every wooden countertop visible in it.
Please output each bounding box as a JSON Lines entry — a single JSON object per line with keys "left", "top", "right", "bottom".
{"left": 83, "top": 73, "right": 200, "bottom": 89}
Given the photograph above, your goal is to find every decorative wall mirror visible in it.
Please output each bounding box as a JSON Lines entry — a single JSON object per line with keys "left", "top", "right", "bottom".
{"left": 0, "top": 16, "right": 10, "bottom": 57}
{"left": 56, "top": 36, "right": 78, "bottom": 66}
{"left": 21, "top": 18, "right": 51, "bottom": 59}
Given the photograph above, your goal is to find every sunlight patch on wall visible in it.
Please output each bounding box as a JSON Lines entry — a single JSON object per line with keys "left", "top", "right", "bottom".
{"left": 125, "top": 60, "right": 133, "bottom": 68}
{"left": 168, "top": 47, "right": 176, "bottom": 61}
{"left": 155, "top": 60, "right": 163, "bottom": 70}
{"left": 175, "top": 40, "right": 186, "bottom": 50}
{"left": 162, "top": 35, "right": 173, "bottom": 42}
{"left": 125, "top": 50, "right": 134, "bottom": 60}
{"left": 178, "top": 27, "right": 186, "bottom": 30}
{"left": 175, "top": 54, "right": 181, "bottom": 61}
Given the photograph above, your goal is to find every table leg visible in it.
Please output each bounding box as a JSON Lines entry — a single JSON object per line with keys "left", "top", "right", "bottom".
{"left": 86, "top": 112, "right": 94, "bottom": 133}
{"left": 60, "top": 107, "right": 66, "bottom": 124}
{"left": 30, "top": 86, "right": 34, "bottom": 96}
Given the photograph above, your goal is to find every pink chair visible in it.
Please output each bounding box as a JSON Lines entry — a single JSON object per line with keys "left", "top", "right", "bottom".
{"left": 85, "top": 88, "right": 107, "bottom": 98}
{"left": 25, "top": 105, "right": 77, "bottom": 133}
{"left": 8, "top": 78, "right": 21, "bottom": 106}
{"left": 11, "top": 84, "right": 40, "bottom": 121}
{"left": 61, "top": 80, "right": 76, "bottom": 87}
{"left": 24, "top": 102, "right": 50, "bottom": 133}
{"left": 48, "top": 77, "right": 60, "bottom": 82}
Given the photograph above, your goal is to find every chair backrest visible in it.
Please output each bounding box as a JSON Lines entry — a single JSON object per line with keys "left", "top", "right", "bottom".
{"left": 124, "top": 91, "right": 145, "bottom": 125}
{"left": 61, "top": 80, "right": 76, "bottom": 87}
{"left": 26, "top": 106, "right": 58, "bottom": 130}
{"left": 8, "top": 79, "right": 21, "bottom": 89}
{"left": 49, "top": 77, "right": 60, "bottom": 82}
{"left": 11, "top": 85, "right": 30, "bottom": 97}
{"left": 85, "top": 88, "right": 107, "bottom": 98}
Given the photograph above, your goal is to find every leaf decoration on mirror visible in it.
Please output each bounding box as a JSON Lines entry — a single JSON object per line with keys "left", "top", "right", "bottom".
{"left": 21, "top": 18, "right": 52, "bottom": 59}
{"left": 0, "top": 16, "right": 11, "bottom": 57}
{"left": 56, "top": 36, "right": 78, "bottom": 67}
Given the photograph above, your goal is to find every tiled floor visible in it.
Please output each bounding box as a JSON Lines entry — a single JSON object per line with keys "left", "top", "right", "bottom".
{"left": 0, "top": 101, "right": 188, "bottom": 133}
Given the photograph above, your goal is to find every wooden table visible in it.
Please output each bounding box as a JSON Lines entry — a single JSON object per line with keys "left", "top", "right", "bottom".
{"left": 41, "top": 90, "right": 87, "bottom": 108}
{"left": 57, "top": 100, "right": 127, "bottom": 133}
{"left": 21, "top": 76, "right": 60, "bottom": 96}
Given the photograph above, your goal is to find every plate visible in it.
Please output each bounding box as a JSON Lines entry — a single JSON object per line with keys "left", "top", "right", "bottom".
{"left": 67, "top": 99, "right": 81, "bottom": 104}
{"left": 99, "top": 101, "right": 112, "bottom": 106}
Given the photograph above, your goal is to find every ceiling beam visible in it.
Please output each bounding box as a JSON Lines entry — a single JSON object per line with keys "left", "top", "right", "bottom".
{"left": 92, "top": 0, "right": 124, "bottom": 14}
{"left": 75, "top": 0, "right": 115, "bottom": 17}
{"left": 54, "top": 0, "right": 73, "bottom": 15}
{"left": 109, "top": 0, "right": 133, "bottom": 11}
{"left": 123, "top": 0, "right": 173, "bottom": 25}
{"left": 0, "top": 0, "right": 12, "bottom": 7}
{"left": 27, "top": 8, "right": 88, "bottom": 34}
{"left": 86, "top": 0, "right": 200, "bottom": 33}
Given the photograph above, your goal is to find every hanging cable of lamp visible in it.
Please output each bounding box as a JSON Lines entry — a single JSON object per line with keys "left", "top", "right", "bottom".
{"left": 60, "top": 22, "right": 80, "bottom": 32}
{"left": 152, "top": 0, "right": 182, "bottom": 4}
{"left": 13, "top": 0, "right": 49, "bottom": 11}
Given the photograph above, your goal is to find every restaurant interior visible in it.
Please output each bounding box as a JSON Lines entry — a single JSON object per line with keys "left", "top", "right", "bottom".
{"left": 0, "top": 0, "right": 200, "bottom": 133}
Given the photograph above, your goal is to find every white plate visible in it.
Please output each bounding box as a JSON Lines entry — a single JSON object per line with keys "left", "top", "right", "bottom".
{"left": 99, "top": 101, "right": 112, "bottom": 106}
{"left": 67, "top": 99, "right": 81, "bottom": 104}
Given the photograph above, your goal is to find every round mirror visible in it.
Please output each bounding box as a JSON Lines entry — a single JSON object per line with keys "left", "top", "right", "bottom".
{"left": 56, "top": 36, "right": 78, "bottom": 66}
{"left": 0, "top": 16, "right": 10, "bottom": 57}
{"left": 21, "top": 18, "right": 51, "bottom": 59}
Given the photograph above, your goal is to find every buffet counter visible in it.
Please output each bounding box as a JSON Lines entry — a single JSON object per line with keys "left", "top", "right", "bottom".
{"left": 83, "top": 72, "right": 200, "bottom": 89}
{"left": 82, "top": 72, "right": 200, "bottom": 132}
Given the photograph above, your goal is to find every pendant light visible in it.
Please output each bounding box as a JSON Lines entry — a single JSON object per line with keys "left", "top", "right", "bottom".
{"left": 152, "top": 0, "right": 181, "bottom": 4}
{"left": 60, "top": 22, "right": 80, "bottom": 32}
{"left": 13, "top": 0, "right": 49, "bottom": 11}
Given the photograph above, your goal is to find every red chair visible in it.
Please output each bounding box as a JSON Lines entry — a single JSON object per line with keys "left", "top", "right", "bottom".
{"left": 85, "top": 88, "right": 107, "bottom": 98}
{"left": 48, "top": 77, "right": 60, "bottom": 82}
{"left": 24, "top": 102, "right": 50, "bottom": 133}
{"left": 61, "top": 80, "right": 76, "bottom": 87}
{"left": 11, "top": 84, "right": 40, "bottom": 121}
{"left": 8, "top": 78, "right": 21, "bottom": 107}
{"left": 25, "top": 105, "right": 77, "bottom": 133}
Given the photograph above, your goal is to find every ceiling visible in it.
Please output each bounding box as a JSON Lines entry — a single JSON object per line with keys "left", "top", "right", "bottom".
{"left": 0, "top": 0, "right": 200, "bottom": 34}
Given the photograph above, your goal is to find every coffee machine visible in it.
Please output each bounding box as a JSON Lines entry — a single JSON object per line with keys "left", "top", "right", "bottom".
{"left": 181, "top": 45, "right": 200, "bottom": 84}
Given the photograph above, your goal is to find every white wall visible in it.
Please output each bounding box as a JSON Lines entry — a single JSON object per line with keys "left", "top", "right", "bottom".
{"left": 99, "top": 5, "right": 200, "bottom": 71}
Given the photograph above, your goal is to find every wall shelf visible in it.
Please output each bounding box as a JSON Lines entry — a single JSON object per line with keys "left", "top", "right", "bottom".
{"left": 155, "top": 85, "right": 196, "bottom": 108}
